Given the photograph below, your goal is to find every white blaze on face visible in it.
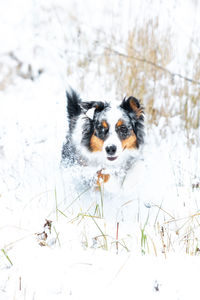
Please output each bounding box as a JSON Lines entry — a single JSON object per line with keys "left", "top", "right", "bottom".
{"left": 102, "top": 106, "right": 124, "bottom": 161}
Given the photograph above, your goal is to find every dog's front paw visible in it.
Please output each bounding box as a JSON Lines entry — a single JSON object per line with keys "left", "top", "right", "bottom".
{"left": 96, "top": 169, "right": 110, "bottom": 187}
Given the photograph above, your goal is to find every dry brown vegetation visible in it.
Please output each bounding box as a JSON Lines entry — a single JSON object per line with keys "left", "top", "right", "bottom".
{"left": 100, "top": 19, "right": 200, "bottom": 141}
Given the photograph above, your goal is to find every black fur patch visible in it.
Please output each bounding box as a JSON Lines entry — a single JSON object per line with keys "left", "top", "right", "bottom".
{"left": 80, "top": 101, "right": 106, "bottom": 113}
{"left": 66, "top": 90, "right": 82, "bottom": 133}
{"left": 120, "top": 97, "right": 145, "bottom": 147}
{"left": 81, "top": 117, "right": 94, "bottom": 151}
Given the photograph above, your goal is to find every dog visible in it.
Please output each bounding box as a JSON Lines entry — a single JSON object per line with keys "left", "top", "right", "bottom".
{"left": 61, "top": 89, "right": 145, "bottom": 189}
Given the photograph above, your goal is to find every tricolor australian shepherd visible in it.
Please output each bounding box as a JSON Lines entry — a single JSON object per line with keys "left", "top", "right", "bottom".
{"left": 61, "top": 89, "right": 144, "bottom": 189}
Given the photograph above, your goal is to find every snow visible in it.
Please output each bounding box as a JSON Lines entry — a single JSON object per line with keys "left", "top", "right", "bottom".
{"left": 0, "top": 0, "right": 200, "bottom": 299}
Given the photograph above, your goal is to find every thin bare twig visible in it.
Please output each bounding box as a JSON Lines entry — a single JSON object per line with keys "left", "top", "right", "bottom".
{"left": 106, "top": 47, "right": 200, "bottom": 86}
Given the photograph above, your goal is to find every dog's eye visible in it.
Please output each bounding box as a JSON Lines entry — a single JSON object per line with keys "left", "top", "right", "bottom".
{"left": 96, "top": 124, "right": 109, "bottom": 139}
{"left": 116, "top": 124, "right": 129, "bottom": 139}
{"left": 119, "top": 125, "right": 128, "bottom": 134}
{"left": 99, "top": 126, "right": 108, "bottom": 134}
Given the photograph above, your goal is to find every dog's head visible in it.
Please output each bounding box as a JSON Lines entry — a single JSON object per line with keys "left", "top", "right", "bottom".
{"left": 78, "top": 96, "right": 144, "bottom": 165}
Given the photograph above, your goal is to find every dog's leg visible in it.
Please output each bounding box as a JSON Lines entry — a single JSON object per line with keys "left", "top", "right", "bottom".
{"left": 96, "top": 169, "right": 110, "bottom": 187}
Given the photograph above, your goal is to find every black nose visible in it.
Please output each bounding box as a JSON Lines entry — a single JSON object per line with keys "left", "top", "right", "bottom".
{"left": 105, "top": 145, "right": 117, "bottom": 156}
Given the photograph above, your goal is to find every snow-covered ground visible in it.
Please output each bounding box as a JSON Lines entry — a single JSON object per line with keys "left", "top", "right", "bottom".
{"left": 0, "top": 0, "right": 200, "bottom": 299}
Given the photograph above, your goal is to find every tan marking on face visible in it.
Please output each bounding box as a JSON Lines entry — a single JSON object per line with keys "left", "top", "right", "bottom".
{"left": 116, "top": 119, "right": 123, "bottom": 127}
{"left": 121, "top": 130, "right": 137, "bottom": 149}
{"left": 129, "top": 99, "right": 143, "bottom": 118}
{"left": 102, "top": 120, "right": 108, "bottom": 128}
{"left": 90, "top": 133, "right": 104, "bottom": 152}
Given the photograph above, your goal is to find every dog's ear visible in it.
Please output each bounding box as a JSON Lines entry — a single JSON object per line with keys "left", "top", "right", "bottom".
{"left": 121, "top": 96, "right": 145, "bottom": 146}
{"left": 80, "top": 101, "right": 106, "bottom": 119}
{"left": 120, "top": 96, "right": 144, "bottom": 120}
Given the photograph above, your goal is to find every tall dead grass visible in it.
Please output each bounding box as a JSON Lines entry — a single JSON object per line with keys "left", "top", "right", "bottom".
{"left": 100, "top": 18, "right": 200, "bottom": 143}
